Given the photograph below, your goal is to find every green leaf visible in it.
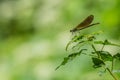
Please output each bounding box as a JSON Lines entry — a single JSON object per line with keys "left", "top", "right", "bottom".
{"left": 87, "top": 35, "right": 96, "bottom": 41}
{"left": 66, "top": 35, "right": 85, "bottom": 51}
{"left": 94, "top": 40, "right": 120, "bottom": 47}
{"left": 65, "top": 41, "right": 72, "bottom": 51}
{"left": 113, "top": 53, "right": 120, "bottom": 60}
{"left": 55, "top": 57, "right": 69, "bottom": 70}
{"left": 55, "top": 49, "right": 87, "bottom": 70}
{"left": 92, "top": 57, "right": 105, "bottom": 68}
{"left": 92, "top": 30, "right": 103, "bottom": 35}
{"left": 94, "top": 41, "right": 104, "bottom": 44}
{"left": 66, "top": 32, "right": 103, "bottom": 51}
{"left": 72, "top": 41, "right": 85, "bottom": 50}
{"left": 98, "top": 51, "right": 113, "bottom": 61}
{"left": 72, "top": 35, "right": 85, "bottom": 42}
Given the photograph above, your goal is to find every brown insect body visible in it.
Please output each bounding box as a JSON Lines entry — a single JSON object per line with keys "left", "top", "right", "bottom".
{"left": 70, "top": 15, "right": 98, "bottom": 32}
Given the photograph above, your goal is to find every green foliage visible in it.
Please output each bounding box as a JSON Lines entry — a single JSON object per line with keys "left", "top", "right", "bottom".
{"left": 92, "top": 57, "right": 105, "bottom": 68}
{"left": 55, "top": 49, "right": 87, "bottom": 70}
{"left": 113, "top": 53, "right": 120, "bottom": 60}
{"left": 57, "top": 31, "right": 120, "bottom": 80}
{"left": 98, "top": 51, "right": 113, "bottom": 61}
{"left": 66, "top": 31, "right": 102, "bottom": 51}
{"left": 94, "top": 40, "right": 120, "bottom": 47}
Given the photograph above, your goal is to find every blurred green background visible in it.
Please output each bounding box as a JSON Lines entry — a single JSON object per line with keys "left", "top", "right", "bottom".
{"left": 0, "top": 0, "right": 120, "bottom": 80}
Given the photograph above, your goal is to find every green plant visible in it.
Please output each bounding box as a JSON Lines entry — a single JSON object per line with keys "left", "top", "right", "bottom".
{"left": 56, "top": 31, "right": 120, "bottom": 80}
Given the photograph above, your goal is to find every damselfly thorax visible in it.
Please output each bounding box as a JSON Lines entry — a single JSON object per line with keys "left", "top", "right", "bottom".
{"left": 70, "top": 15, "right": 99, "bottom": 32}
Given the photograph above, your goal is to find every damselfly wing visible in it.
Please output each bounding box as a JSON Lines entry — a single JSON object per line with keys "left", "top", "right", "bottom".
{"left": 70, "top": 15, "right": 99, "bottom": 32}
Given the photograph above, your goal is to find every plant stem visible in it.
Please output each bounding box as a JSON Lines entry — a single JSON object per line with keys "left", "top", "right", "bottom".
{"left": 101, "top": 44, "right": 105, "bottom": 51}
{"left": 106, "top": 68, "right": 118, "bottom": 80}
{"left": 111, "top": 58, "right": 114, "bottom": 71}
{"left": 91, "top": 44, "right": 100, "bottom": 58}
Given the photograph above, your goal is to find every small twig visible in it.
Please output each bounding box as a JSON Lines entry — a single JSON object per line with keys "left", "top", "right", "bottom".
{"left": 106, "top": 68, "right": 118, "bottom": 80}
{"left": 91, "top": 44, "right": 100, "bottom": 58}
{"left": 111, "top": 58, "right": 114, "bottom": 71}
{"left": 101, "top": 44, "right": 105, "bottom": 51}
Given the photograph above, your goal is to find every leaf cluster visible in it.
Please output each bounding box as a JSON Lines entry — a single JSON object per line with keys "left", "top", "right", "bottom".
{"left": 56, "top": 31, "right": 120, "bottom": 73}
